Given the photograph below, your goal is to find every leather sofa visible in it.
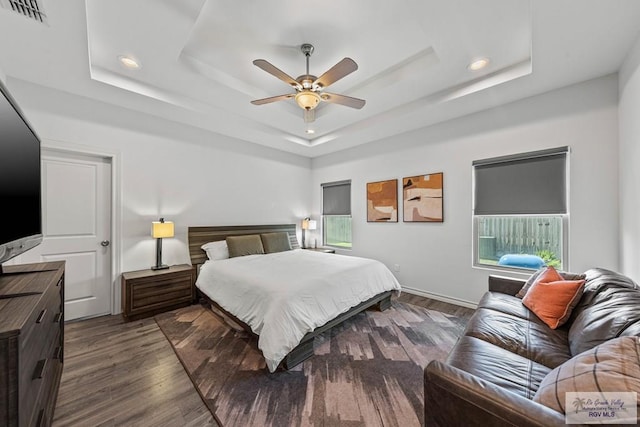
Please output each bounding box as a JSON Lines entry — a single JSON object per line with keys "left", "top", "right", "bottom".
{"left": 424, "top": 268, "right": 640, "bottom": 427}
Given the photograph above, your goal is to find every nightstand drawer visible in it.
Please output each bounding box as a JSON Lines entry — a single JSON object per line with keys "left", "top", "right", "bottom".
{"left": 131, "top": 276, "right": 192, "bottom": 309}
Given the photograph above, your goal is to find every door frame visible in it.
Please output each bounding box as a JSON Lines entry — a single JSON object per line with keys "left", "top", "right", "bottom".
{"left": 42, "top": 139, "right": 122, "bottom": 315}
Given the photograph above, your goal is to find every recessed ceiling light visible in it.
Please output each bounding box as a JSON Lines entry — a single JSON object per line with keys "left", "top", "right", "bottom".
{"left": 118, "top": 55, "right": 141, "bottom": 70}
{"left": 306, "top": 129, "right": 315, "bottom": 135}
{"left": 468, "top": 57, "right": 490, "bottom": 71}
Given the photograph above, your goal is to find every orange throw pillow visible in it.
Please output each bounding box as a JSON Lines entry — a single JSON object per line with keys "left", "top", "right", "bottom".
{"left": 535, "top": 266, "right": 564, "bottom": 283}
{"left": 516, "top": 265, "right": 585, "bottom": 298}
{"left": 522, "top": 279, "right": 585, "bottom": 329}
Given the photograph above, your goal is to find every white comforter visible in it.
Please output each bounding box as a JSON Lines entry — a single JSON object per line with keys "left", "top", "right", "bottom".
{"left": 195, "top": 249, "right": 401, "bottom": 372}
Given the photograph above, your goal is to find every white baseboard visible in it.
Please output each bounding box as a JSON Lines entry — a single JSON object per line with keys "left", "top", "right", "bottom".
{"left": 401, "top": 286, "right": 478, "bottom": 310}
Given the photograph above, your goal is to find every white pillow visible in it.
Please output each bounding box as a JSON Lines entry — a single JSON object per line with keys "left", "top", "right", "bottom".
{"left": 201, "top": 241, "right": 229, "bottom": 261}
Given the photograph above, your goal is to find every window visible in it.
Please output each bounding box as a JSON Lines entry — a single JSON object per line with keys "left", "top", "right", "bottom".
{"left": 473, "top": 147, "right": 568, "bottom": 270}
{"left": 322, "top": 180, "right": 352, "bottom": 249}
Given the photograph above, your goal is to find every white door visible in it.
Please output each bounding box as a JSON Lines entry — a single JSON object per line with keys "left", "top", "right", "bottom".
{"left": 18, "top": 150, "right": 112, "bottom": 321}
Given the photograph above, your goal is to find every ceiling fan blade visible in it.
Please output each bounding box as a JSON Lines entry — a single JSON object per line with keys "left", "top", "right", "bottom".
{"left": 321, "top": 93, "right": 366, "bottom": 109}
{"left": 253, "top": 59, "right": 301, "bottom": 89}
{"left": 250, "top": 94, "right": 295, "bottom": 105}
{"left": 313, "top": 58, "right": 358, "bottom": 88}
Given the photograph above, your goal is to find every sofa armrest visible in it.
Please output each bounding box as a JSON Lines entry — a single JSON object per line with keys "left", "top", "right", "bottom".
{"left": 424, "top": 360, "right": 570, "bottom": 427}
{"left": 488, "top": 275, "right": 526, "bottom": 295}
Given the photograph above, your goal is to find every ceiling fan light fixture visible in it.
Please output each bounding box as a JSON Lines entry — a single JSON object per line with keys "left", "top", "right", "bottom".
{"left": 295, "top": 91, "right": 321, "bottom": 110}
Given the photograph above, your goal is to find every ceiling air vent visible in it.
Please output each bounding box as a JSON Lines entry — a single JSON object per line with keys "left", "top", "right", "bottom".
{"left": 0, "top": 0, "right": 47, "bottom": 24}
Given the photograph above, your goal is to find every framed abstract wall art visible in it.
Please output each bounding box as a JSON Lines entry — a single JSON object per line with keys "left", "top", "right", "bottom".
{"left": 403, "top": 172, "right": 444, "bottom": 222}
{"left": 366, "top": 179, "right": 398, "bottom": 222}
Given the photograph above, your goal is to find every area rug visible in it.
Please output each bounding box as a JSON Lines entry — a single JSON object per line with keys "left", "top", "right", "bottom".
{"left": 155, "top": 301, "right": 466, "bottom": 427}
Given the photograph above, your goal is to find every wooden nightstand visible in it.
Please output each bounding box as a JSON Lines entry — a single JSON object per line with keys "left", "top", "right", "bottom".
{"left": 121, "top": 264, "right": 195, "bottom": 321}
{"left": 303, "top": 247, "right": 336, "bottom": 254}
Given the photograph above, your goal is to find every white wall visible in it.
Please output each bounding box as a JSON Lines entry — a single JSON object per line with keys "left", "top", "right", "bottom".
{"left": 619, "top": 35, "right": 640, "bottom": 283}
{"left": 312, "top": 75, "right": 620, "bottom": 305}
{"left": 6, "top": 79, "right": 312, "bottom": 274}
{"left": 3, "top": 72, "right": 624, "bottom": 308}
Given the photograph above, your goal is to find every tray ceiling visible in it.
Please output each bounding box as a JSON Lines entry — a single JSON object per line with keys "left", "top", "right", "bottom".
{"left": 1, "top": 0, "right": 640, "bottom": 157}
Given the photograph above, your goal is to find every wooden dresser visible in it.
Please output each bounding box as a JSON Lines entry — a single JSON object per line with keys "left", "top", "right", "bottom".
{"left": 0, "top": 261, "right": 65, "bottom": 427}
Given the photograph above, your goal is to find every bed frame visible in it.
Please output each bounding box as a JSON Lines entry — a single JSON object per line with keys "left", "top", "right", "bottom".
{"left": 187, "top": 224, "right": 393, "bottom": 370}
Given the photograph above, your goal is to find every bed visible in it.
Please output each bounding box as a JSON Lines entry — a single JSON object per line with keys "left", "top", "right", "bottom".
{"left": 188, "top": 224, "right": 401, "bottom": 372}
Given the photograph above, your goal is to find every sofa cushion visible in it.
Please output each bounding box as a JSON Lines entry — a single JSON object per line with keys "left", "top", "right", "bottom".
{"left": 534, "top": 336, "right": 640, "bottom": 415}
{"left": 569, "top": 267, "right": 638, "bottom": 314}
{"left": 568, "top": 268, "right": 640, "bottom": 356}
{"left": 522, "top": 279, "right": 585, "bottom": 329}
{"left": 446, "top": 336, "right": 552, "bottom": 399}
{"left": 515, "top": 266, "right": 585, "bottom": 298}
{"left": 477, "top": 291, "right": 537, "bottom": 321}
{"left": 463, "top": 308, "right": 572, "bottom": 369}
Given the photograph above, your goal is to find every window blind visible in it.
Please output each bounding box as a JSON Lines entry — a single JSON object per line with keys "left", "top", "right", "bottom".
{"left": 473, "top": 147, "right": 568, "bottom": 215}
{"left": 322, "top": 180, "right": 351, "bottom": 215}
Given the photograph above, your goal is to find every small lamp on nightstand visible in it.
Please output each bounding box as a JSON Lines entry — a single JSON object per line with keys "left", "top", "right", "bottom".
{"left": 301, "top": 217, "right": 317, "bottom": 249}
{"left": 151, "top": 218, "right": 174, "bottom": 270}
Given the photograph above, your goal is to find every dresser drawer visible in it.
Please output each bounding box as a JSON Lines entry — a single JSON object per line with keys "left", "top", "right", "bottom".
{"left": 18, "top": 329, "right": 60, "bottom": 427}
{"left": 29, "top": 350, "right": 62, "bottom": 427}
{"left": 20, "top": 282, "right": 61, "bottom": 373}
{"left": 19, "top": 285, "right": 62, "bottom": 426}
{"left": 20, "top": 282, "right": 58, "bottom": 353}
{"left": 0, "top": 261, "right": 65, "bottom": 427}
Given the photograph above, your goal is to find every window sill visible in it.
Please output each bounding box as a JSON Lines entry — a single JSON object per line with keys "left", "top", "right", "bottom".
{"left": 472, "top": 263, "right": 538, "bottom": 277}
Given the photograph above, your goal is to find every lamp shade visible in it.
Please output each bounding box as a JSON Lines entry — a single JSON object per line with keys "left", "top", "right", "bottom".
{"left": 302, "top": 218, "right": 317, "bottom": 230}
{"left": 151, "top": 220, "right": 174, "bottom": 238}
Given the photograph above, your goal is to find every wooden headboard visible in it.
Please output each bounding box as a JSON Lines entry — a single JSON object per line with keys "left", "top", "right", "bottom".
{"left": 188, "top": 224, "right": 300, "bottom": 268}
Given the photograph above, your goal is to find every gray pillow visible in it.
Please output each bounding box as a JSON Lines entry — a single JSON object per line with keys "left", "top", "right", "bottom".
{"left": 260, "top": 232, "right": 292, "bottom": 254}
{"left": 226, "top": 235, "right": 265, "bottom": 258}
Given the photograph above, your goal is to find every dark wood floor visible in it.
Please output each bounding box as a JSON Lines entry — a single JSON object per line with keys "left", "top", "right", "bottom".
{"left": 53, "top": 293, "right": 474, "bottom": 427}
{"left": 52, "top": 315, "right": 217, "bottom": 427}
{"left": 396, "top": 293, "right": 475, "bottom": 322}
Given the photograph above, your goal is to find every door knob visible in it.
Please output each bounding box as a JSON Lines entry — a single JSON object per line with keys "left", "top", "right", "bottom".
{"left": 101, "top": 240, "right": 110, "bottom": 247}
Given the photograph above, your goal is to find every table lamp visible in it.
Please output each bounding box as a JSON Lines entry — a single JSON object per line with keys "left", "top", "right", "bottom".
{"left": 301, "top": 217, "right": 317, "bottom": 249}
{"left": 151, "top": 218, "right": 174, "bottom": 270}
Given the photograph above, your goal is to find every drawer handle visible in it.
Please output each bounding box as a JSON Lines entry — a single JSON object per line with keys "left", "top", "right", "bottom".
{"left": 54, "top": 346, "right": 62, "bottom": 360}
{"left": 36, "top": 309, "right": 47, "bottom": 324}
{"left": 54, "top": 312, "right": 62, "bottom": 323}
{"left": 57, "top": 279, "right": 62, "bottom": 287}
{"left": 33, "top": 358, "right": 47, "bottom": 380}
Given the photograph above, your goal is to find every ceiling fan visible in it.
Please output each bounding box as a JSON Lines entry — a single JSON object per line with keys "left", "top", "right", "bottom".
{"left": 250, "top": 43, "right": 366, "bottom": 123}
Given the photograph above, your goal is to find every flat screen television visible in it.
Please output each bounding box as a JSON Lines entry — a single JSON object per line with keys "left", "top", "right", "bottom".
{"left": 0, "top": 78, "right": 42, "bottom": 272}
